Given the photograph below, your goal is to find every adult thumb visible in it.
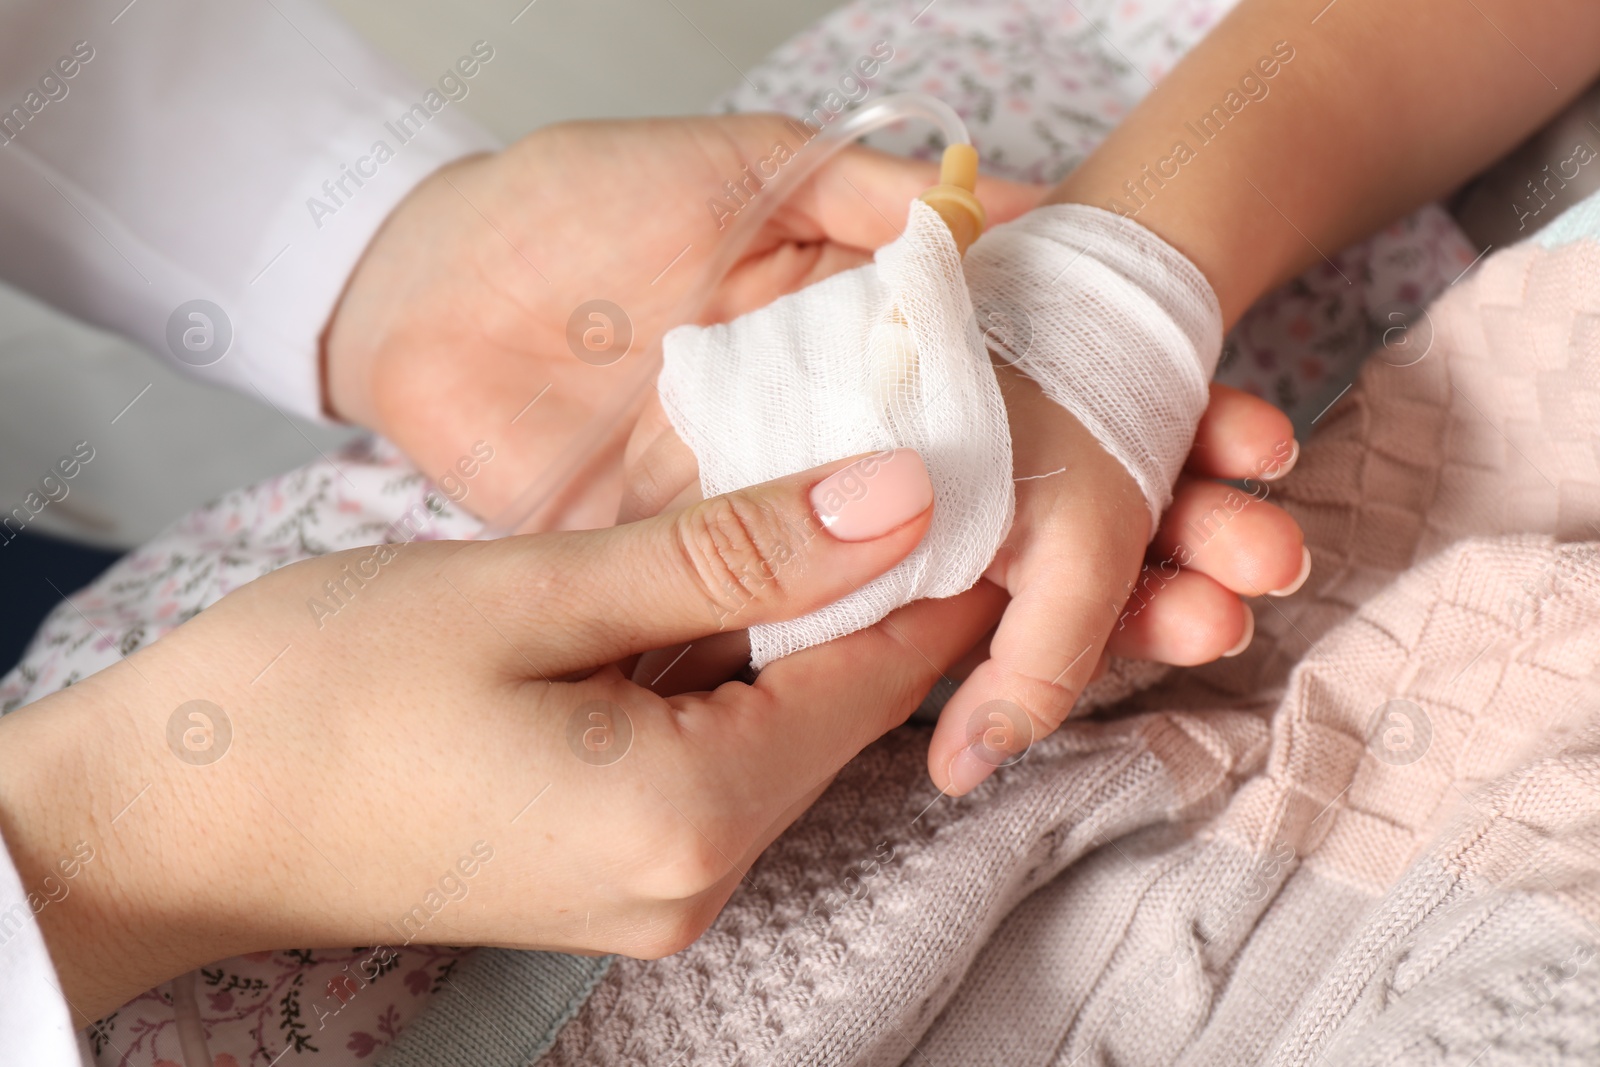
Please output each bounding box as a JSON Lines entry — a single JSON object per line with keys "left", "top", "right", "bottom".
{"left": 508, "top": 449, "right": 933, "bottom": 676}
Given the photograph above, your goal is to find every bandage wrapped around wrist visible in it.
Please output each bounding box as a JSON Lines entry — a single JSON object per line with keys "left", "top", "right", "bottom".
{"left": 963, "top": 204, "right": 1223, "bottom": 528}
{"left": 659, "top": 200, "right": 1222, "bottom": 667}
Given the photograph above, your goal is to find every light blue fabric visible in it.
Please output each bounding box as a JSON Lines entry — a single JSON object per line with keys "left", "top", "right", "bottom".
{"left": 1535, "top": 188, "right": 1600, "bottom": 247}
{"left": 373, "top": 949, "right": 611, "bottom": 1067}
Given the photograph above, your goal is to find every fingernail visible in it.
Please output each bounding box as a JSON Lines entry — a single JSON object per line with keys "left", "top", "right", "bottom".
{"left": 811, "top": 448, "right": 933, "bottom": 542}
{"left": 1268, "top": 546, "right": 1313, "bottom": 597}
{"left": 1262, "top": 439, "right": 1300, "bottom": 482}
{"left": 1223, "top": 605, "right": 1255, "bottom": 657}
{"left": 945, "top": 744, "right": 998, "bottom": 795}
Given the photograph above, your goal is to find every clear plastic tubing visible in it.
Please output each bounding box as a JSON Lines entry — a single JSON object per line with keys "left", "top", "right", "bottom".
{"left": 171, "top": 969, "right": 214, "bottom": 1067}
{"left": 479, "top": 92, "right": 971, "bottom": 538}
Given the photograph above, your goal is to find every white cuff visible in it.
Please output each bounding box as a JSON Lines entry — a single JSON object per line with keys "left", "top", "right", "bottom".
{"left": 964, "top": 204, "right": 1223, "bottom": 529}
{"left": 0, "top": 0, "right": 502, "bottom": 421}
{"left": 0, "top": 824, "right": 80, "bottom": 1066}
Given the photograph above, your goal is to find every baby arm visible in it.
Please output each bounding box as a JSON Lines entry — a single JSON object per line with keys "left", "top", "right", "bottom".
{"left": 926, "top": 0, "right": 1600, "bottom": 792}
{"left": 1054, "top": 0, "right": 1600, "bottom": 326}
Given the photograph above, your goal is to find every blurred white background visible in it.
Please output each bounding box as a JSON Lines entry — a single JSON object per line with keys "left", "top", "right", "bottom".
{"left": 0, "top": 0, "right": 839, "bottom": 550}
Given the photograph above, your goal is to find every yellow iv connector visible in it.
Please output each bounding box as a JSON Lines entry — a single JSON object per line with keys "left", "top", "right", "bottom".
{"left": 917, "top": 143, "right": 985, "bottom": 256}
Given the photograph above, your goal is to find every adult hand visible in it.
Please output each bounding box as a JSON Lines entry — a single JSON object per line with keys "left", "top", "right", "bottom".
{"left": 323, "top": 115, "right": 1043, "bottom": 530}
{"left": 923, "top": 374, "right": 1306, "bottom": 794}
{"left": 0, "top": 449, "right": 1001, "bottom": 1026}
{"left": 620, "top": 379, "right": 1306, "bottom": 728}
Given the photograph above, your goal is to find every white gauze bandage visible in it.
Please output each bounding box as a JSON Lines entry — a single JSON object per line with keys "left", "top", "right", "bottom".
{"left": 963, "top": 204, "right": 1224, "bottom": 529}
{"left": 659, "top": 200, "right": 1013, "bottom": 667}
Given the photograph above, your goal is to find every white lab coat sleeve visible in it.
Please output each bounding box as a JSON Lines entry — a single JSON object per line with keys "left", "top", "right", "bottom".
{"left": 0, "top": 0, "right": 502, "bottom": 421}
{"left": 0, "top": 824, "right": 79, "bottom": 1066}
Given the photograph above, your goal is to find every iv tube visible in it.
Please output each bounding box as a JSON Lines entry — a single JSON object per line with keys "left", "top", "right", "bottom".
{"left": 478, "top": 92, "right": 972, "bottom": 538}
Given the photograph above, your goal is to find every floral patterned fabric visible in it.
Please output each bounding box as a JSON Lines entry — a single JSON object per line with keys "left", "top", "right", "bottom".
{"left": 88, "top": 947, "right": 469, "bottom": 1067}
{"left": 711, "top": 0, "right": 1482, "bottom": 432}
{"left": 1, "top": 441, "right": 484, "bottom": 1066}
{"left": 0, "top": 0, "right": 1485, "bottom": 1063}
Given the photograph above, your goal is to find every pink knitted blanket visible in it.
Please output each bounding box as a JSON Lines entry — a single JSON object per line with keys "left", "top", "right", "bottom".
{"left": 523, "top": 221, "right": 1600, "bottom": 1066}
{"left": 12, "top": 158, "right": 1598, "bottom": 1067}
{"left": 8, "top": 0, "right": 1599, "bottom": 1058}
{"left": 10, "top": 183, "right": 1600, "bottom": 1067}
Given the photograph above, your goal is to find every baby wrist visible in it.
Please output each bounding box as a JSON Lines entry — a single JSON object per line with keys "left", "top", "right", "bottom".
{"left": 963, "top": 203, "right": 1223, "bottom": 530}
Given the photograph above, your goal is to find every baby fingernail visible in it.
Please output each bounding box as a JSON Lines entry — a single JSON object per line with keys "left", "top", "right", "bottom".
{"left": 946, "top": 744, "right": 998, "bottom": 795}
{"left": 1223, "top": 605, "right": 1255, "bottom": 658}
{"left": 811, "top": 448, "right": 933, "bottom": 542}
{"left": 1268, "top": 546, "right": 1313, "bottom": 597}
{"left": 1263, "top": 439, "right": 1300, "bottom": 481}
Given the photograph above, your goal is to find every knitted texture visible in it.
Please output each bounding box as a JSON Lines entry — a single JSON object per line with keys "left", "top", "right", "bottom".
{"left": 4, "top": 0, "right": 1596, "bottom": 1059}
{"left": 532, "top": 216, "right": 1600, "bottom": 1066}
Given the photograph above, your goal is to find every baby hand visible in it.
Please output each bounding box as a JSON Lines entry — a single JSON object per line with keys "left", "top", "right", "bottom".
{"left": 922, "top": 200, "right": 1310, "bottom": 793}
{"left": 618, "top": 198, "right": 1307, "bottom": 795}
{"left": 925, "top": 372, "right": 1306, "bottom": 795}
{"left": 618, "top": 378, "right": 1306, "bottom": 757}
